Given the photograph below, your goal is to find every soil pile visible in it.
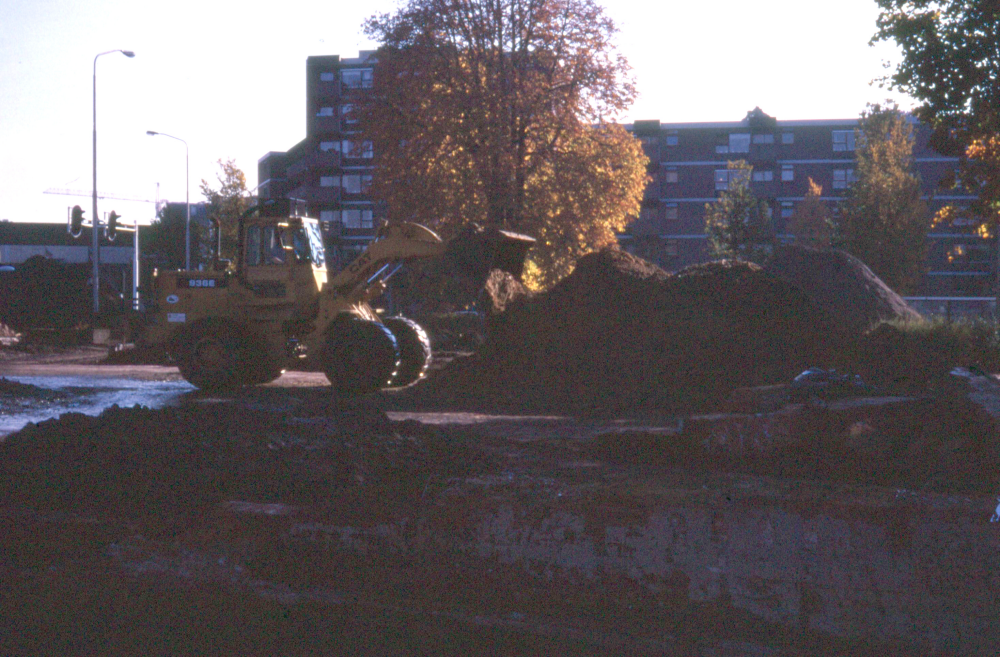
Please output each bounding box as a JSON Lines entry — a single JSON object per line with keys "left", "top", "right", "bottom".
{"left": 0, "top": 398, "right": 492, "bottom": 518}
{"left": 764, "top": 244, "right": 922, "bottom": 333}
{"left": 422, "top": 249, "right": 845, "bottom": 413}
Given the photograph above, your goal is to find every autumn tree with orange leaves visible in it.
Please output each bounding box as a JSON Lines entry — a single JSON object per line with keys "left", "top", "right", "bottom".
{"left": 786, "top": 178, "right": 833, "bottom": 249}
{"left": 357, "top": 0, "right": 648, "bottom": 289}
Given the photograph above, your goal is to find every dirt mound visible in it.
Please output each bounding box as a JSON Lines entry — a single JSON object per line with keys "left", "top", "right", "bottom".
{"left": 421, "top": 249, "right": 845, "bottom": 413}
{"left": 0, "top": 399, "right": 491, "bottom": 518}
{"left": 764, "top": 244, "right": 922, "bottom": 333}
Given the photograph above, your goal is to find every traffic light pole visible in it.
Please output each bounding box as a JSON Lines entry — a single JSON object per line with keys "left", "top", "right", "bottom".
{"left": 92, "top": 54, "right": 100, "bottom": 315}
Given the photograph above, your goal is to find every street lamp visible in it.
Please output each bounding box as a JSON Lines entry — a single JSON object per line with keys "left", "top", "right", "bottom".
{"left": 93, "top": 48, "right": 135, "bottom": 315}
{"left": 146, "top": 130, "right": 190, "bottom": 270}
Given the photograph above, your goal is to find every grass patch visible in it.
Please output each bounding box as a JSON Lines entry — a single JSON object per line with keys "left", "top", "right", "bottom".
{"left": 844, "top": 316, "right": 1000, "bottom": 391}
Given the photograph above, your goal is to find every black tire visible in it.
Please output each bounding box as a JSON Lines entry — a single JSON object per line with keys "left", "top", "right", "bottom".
{"left": 383, "top": 316, "right": 432, "bottom": 388}
{"left": 322, "top": 317, "right": 400, "bottom": 396}
{"left": 174, "top": 321, "right": 280, "bottom": 390}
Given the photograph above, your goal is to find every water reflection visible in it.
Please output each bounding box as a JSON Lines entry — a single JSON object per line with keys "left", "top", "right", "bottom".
{"left": 0, "top": 376, "right": 194, "bottom": 437}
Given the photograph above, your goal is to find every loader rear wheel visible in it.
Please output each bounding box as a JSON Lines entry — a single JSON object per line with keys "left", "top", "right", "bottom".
{"left": 322, "top": 317, "right": 399, "bottom": 396}
{"left": 175, "top": 321, "right": 281, "bottom": 390}
{"left": 383, "top": 316, "right": 432, "bottom": 388}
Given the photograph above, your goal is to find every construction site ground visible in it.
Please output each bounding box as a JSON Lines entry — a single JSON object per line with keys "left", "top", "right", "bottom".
{"left": 2, "top": 344, "right": 999, "bottom": 655}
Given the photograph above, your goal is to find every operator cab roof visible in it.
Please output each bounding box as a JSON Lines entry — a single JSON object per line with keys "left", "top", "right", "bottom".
{"left": 249, "top": 198, "right": 311, "bottom": 219}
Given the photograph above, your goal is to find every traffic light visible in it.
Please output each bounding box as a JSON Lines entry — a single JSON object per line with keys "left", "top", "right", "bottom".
{"left": 106, "top": 211, "right": 120, "bottom": 241}
{"left": 68, "top": 205, "right": 85, "bottom": 238}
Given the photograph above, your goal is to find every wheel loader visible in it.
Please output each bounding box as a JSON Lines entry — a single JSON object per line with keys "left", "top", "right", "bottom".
{"left": 140, "top": 199, "right": 533, "bottom": 393}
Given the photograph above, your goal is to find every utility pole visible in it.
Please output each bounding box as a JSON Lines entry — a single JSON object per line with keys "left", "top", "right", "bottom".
{"left": 92, "top": 48, "right": 135, "bottom": 315}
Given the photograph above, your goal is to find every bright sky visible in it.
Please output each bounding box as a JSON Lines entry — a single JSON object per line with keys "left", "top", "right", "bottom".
{"left": 0, "top": 0, "right": 911, "bottom": 225}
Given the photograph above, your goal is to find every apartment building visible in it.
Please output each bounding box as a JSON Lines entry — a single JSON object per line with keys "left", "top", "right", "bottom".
{"left": 623, "top": 108, "right": 989, "bottom": 297}
{"left": 258, "top": 52, "right": 378, "bottom": 269}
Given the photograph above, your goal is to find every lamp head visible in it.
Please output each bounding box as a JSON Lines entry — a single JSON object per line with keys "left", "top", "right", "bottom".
{"left": 122, "top": 50, "right": 135, "bottom": 58}
{"left": 146, "top": 130, "right": 158, "bottom": 136}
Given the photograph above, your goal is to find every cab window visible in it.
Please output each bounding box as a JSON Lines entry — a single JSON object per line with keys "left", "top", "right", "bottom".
{"left": 246, "top": 225, "right": 262, "bottom": 266}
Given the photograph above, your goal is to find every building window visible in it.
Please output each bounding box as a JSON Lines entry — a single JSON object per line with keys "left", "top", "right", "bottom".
{"left": 781, "top": 132, "right": 794, "bottom": 144}
{"left": 715, "top": 170, "right": 729, "bottom": 190}
{"left": 341, "top": 209, "right": 374, "bottom": 229}
{"left": 752, "top": 170, "right": 774, "bottom": 182}
{"left": 665, "top": 203, "right": 678, "bottom": 220}
{"left": 781, "top": 202, "right": 794, "bottom": 218}
{"left": 715, "top": 168, "right": 749, "bottom": 191}
{"left": 341, "top": 68, "right": 373, "bottom": 89}
{"left": 319, "top": 141, "right": 338, "bottom": 152}
{"left": 729, "top": 133, "right": 750, "bottom": 153}
{"left": 342, "top": 140, "right": 373, "bottom": 158}
{"left": 340, "top": 104, "right": 357, "bottom": 126}
{"left": 320, "top": 176, "right": 338, "bottom": 188}
{"left": 665, "top": 131, "right": 679, "bottom": 146}
{"left": 832, "top": 169, "right": 856, "bottom": 189}
{"left": 320, "top": 72, "right": 335, "bottom": 82}
{"left": 832, "top": 130, "right": 856, "bottom": 151}
{"left": 664, "top": 239, "right": 679, "bottom": 257}
{"left": 665, "top": 168, "right": 678, "bottom": 184}
{"left": 342, "top": 175, "right": 362, "bottom": 194}
{"left": 781, "top": 164, "right": 794, "bottom": 181}
{"left": 316, "top": 106, "right": 334, "bottom": 117}
{"left": 320, "top": 210, "right": 337, "bottom": 223}
{"left": 752, "top": 134, "right": 774, "bottom": 144}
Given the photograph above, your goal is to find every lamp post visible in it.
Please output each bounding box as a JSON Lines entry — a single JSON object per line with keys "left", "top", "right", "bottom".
{"left": 146, "top": 131, "right": 190, "bottom": 270}
{"left": 93, "top": 48, "right": 135, "bottom": 315}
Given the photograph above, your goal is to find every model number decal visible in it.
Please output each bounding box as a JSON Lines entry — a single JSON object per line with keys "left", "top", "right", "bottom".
{"left": 180, "top": 277, "right": 226, "bottom": 289}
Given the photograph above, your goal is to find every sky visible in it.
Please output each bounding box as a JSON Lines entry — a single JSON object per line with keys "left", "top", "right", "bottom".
{"left": 0, "top": 0, "right": 913, "bottom": 225}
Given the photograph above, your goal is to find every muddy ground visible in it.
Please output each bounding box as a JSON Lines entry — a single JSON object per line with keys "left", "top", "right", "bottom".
{"left": 2, "top": 344, "right": 1000, "bottom": 655}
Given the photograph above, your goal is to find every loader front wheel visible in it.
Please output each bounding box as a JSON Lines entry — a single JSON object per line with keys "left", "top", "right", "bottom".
{"left": 383, "top": 316, "right": 432, "bottom": 388}
{"left": 175, "top": 322, "right": 280, "bottom": 390}
{"left": 175, "top": 322, "right": 243, "bottom": 390}
{"left": 322, "top": 317, "right": 399, "bottom": 396}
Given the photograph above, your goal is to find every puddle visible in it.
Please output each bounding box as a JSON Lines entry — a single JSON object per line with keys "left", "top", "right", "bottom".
{"left": 0, "top": 376, "right": 194, "bottom": 437}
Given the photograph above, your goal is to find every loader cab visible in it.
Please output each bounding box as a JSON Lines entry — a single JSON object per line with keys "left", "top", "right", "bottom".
{"left": 239, "top": 200, "right": 328, "bottom": 299}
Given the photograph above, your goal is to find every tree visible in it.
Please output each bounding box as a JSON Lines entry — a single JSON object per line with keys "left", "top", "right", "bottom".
{"left": 835, "top": 103, "right": 929, "bottom": 294}
{"left": 143, "top": 203, "right": 195, "bottom": 272}
{"left": 786, "top": 178, "right": 833, "bottom": 249}
{"left": 871, "top": 1, "right": 1000, "bottom": 231}
{"left": 358, "top": 0, "right": 648, "bottom": 289}
{"left": 704, "top": 160, "right": 775, "bottom": 264}
{"left": 199, "top": 159, "right": 253, "bottom": 261}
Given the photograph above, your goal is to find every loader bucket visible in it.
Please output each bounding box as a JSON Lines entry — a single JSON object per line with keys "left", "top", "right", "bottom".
{"left": 442, "top": 225, "right": 536, "bottom": 283}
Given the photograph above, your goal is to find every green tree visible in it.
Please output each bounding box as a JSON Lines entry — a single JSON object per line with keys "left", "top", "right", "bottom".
{"left": 704, "top": 160, "right": 775, "bottom": 264}
{"left": 358, "top": 0, "right": 648, "bottom": 290}
{"left": 871, "top": 1, "right": 1000, "bottom": 230}
{"left": 199, "top": 158, "right": 252, "bottom": 261}
{"left": 835, "top": 103, "right": 929, "bottom": 294}
{"left": 142, "top": 203, "right": 194, "bottom": 272}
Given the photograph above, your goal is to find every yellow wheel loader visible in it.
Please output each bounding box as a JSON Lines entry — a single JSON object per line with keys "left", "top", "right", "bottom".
{"left": 141, "top": 199, "right": 533, "bottom": 393}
